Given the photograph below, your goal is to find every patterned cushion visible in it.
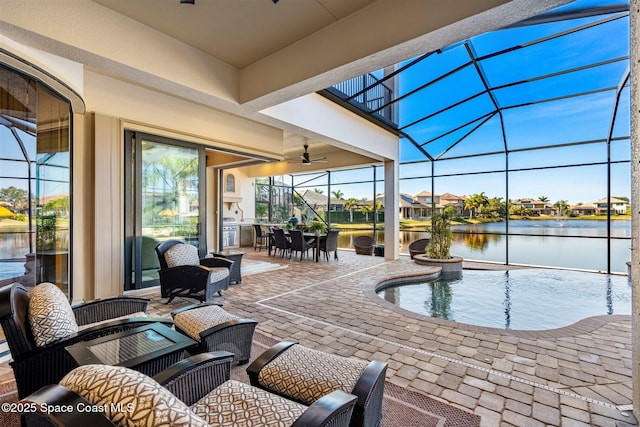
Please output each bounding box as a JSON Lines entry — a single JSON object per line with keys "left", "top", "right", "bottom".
{"left": 258, "top": 344, "right": 367, "bottom": 405}
{"left": 191, "top": 380, "right": 307, "bottom": 427}
{"left": 165, "top": 243, "right": 200, "bottom": 267}
{"left": 28, "top": 282, "right": 78, "bottom": 347}
{"left": 209, "top": 267, "right": 229, "bottom": 284}
{"left": 173, "top": 305, "right": 240, "bottom": 342}
{"left": 60, "top": 364, "right": 208, "bottom": 427}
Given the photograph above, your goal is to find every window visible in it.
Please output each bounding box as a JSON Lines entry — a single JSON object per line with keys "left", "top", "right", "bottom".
{"left": 0, "top": 65, "right": 71, "bottom": 294}
{"left": 225, "top": 173, "right": 235, "bottom": 193}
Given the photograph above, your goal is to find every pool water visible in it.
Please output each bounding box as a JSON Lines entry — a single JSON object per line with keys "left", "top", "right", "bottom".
{"left": 0, "top": 261, "right": 25, "bottom": 280}
{"left": 377, "top": 269, "right": 632, "bottom": 330}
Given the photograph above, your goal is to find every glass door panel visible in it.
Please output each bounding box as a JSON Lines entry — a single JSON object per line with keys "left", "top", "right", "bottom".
{"left": 125, "top": 132, "right": 204, "bottom": 291}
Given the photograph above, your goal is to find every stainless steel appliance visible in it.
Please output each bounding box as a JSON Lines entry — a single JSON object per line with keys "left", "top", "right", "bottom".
{"left": 222, "top": 218, "right": 239, "bottom": 249}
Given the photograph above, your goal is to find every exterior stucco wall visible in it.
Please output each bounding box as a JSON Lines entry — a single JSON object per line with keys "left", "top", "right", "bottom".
{"left": 81, "top": 71, "right": 286, "bottom": 299}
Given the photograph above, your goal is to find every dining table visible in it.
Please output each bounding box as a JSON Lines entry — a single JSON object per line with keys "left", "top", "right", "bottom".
{"left": 268, "top": 230, "right": 326, "bottom": 262}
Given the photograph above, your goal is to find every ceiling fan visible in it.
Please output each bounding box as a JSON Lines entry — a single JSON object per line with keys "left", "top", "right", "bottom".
{"left": 290, "top": 144, "right": 327, "bottom": 165}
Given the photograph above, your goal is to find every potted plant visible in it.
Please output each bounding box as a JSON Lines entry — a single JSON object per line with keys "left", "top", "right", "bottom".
{"left": 426, "top": 211, "right": 452, "bottom": 259}
{"left": 306, "top": 219, "right": 327, "bottom": 237}
{"left": 414, "top": 208, "right": 463, "bottom": 274}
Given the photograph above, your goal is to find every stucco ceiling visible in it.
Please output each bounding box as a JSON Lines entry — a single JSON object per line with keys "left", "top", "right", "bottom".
{"left": 92, "top": 0, "right": 375, "bottom": 69}
{"left": 86, "top": 0, "right": 562, "bottom": 174}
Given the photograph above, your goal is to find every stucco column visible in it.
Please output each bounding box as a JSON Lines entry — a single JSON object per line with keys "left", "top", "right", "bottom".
{"left": 384, "top": 158, "right": 399, "bottom": 260}
{"left": 631, "top": 0, "right": 640, "bottom": 420}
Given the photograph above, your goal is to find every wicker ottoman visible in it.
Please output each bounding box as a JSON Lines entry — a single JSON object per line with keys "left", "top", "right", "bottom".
{"left": 172, "top": 303, "right": 257, "bottom": 365}
{"left": 247, "top": 340, "right": 387, "bottom": 427}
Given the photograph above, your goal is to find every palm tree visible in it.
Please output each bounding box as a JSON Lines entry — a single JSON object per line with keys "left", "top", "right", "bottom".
{"left": 538, "top": 196, "right": 549, "bottom": 202}
{"left": 553, "top": 200, "right": 569, "bottom": 217}
{"left": 465, "top": 192, "right": 489, "bottom": 218}
{"left": 372, "top": 199, "right": 383, "bottom": 222}
{"left": 331, "top": 189, "right": 344, "bottom": 200}
{"left": 359, "top": 205, "right": 372, "bottom": 222}
{"left": 344, "top": 197, "right": 357, "bottom": 223}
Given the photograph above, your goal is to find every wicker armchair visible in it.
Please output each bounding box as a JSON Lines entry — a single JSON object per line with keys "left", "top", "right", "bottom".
{"left": 20, "top": 352, "right": 358, "bottom": 427}
{"left": 353, "top": 235, "right": 375, "bottom": 255}
{"left": 155, "top": 239, "right": 233, "bottom": 303}
{"left": 408, "top": 238, "right": 430, "bottom": 259}
{"left": 0, "top": 282, "right": 171, "bottom": 398}
{"left": 247, "top": 340, "right": 387, "bottom": 427}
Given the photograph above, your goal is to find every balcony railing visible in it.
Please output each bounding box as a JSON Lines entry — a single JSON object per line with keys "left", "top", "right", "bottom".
{"left": 324, "top": 73, "right": 397, "bottom": 128}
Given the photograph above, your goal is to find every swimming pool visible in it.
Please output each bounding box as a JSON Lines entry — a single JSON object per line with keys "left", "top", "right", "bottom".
{"left": 376, "top": 269, "right": 632, "bottom": 330}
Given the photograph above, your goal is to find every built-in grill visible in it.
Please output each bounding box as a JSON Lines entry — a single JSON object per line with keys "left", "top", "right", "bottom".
{"left": 222, "top": 217, "right": 239, "bottom": 248}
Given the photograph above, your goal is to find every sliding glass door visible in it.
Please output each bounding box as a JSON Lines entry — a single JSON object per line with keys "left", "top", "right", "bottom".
{"left": 124, "top": 131, "right": 205, "bottom": 291}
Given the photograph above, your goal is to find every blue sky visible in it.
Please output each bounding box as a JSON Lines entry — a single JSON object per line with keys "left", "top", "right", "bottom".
{"left": 305, "top": 0, "right": 631, "bottom": 206}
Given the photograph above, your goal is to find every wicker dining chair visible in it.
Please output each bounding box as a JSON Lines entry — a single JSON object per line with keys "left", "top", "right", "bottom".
{"left": 253, "top": 224, "right": 269, "bottom": 251}
{"left": 320, "top": 229, "right": 340, "bottom": 261}
{"left": 289, "top": 229, "right": 314, "bottom": 261}
{"left": 272, "top": 228, "right": 291, "bottom": 258}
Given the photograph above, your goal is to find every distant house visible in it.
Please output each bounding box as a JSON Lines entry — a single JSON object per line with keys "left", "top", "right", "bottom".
{"left": 569, "top": 204, "right": 596, "bottom": 216}
{"left": 512, "top": 198, "right": 552, "bottom": 216}
{"left": 439, "top": 193, "right": 468, "bottom": 217}
{"left": 399, "top": 193, "right": 429, "bottom": 219}
{"left": 593, "top": 197, "right": 629, "bottom": 215}
{"left": 414, "top": 191, "right": 444, "bottom": 215}
{"left": 299, "top": 190, "right": 343, "bottom": 211}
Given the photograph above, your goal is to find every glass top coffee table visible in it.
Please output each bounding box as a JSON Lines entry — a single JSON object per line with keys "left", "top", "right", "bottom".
{"left": 66, "top": 323, "right": 197, "bottom": 377}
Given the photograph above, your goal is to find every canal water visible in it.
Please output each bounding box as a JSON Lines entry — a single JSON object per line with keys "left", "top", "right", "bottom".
{"left": 337, "top": 219, "right": 631, "bottom": 273}
{"left": 0, "top": 219, "right": 631, "bottom": 279}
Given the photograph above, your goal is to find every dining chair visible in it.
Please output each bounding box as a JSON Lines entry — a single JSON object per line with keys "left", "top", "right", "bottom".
{"left": 319, "top": 229, "right": 339, "bottom": 261}
{"left": 253, "top": 224, "right": 269, "bottom": 251}
{"left": 289, "top": 229, "right": 314, "bottom": 261}
{"left": 272, "top": 228, "right": 291, "bottom": 258}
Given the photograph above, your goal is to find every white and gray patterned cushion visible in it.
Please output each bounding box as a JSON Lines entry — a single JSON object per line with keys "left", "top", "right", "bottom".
{"left": 77, "top": 312, "right": 147, "bottom": 331}
{"left": 191, "top": 379, "right": 307, "bottom": 427}
{"left": 208, "top": 267, "right": 229, "bottom": 284}
{"left": 173, "top": 305, "right": 240, "bottom": 342}
{"left": 28, "top": 282, "right": 78, "bottom": 347}
{"left": 258, "top": 344, "right": 367, "bottom": 405}
{"left": 165, "top": 243, "right": 200, "bottom": 267}
{"left": 60, "top": 364, "right": 208, "bottom": 427}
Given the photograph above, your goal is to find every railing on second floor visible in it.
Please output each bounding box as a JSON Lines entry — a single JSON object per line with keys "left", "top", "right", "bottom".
{"left": 325, "top": 73, "right": 397, "bottom": 127}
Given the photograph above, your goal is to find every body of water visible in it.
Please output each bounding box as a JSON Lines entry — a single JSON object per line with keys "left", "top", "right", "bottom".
{"left": 337, "top": 219, "right": 631, "bottom": 273}
{"left": 377, "top": 269, "right": 631, "bottom": 330}
{"left": 0, "top": 219, "right": 631, "bottom": 280}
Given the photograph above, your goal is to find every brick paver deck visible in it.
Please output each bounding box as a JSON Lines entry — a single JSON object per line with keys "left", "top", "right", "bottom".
{"left": 144, "top": 249, "right": 636, "bottom": 426}
{"left": 1, "top": 249, "right": 635, "bottom": 426}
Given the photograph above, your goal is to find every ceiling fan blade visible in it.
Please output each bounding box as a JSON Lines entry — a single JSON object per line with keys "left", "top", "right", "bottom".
{"left": 311, "top": 156, "right": 327, "bottom": 162}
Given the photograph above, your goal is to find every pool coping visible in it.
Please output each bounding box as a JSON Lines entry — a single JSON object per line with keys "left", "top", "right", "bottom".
{"left": 363, "top": 267, "right": 632, "bottom": 339}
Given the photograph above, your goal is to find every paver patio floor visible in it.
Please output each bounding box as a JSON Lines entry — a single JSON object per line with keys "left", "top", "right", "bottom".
{"left": 0, "top": 249, "right": 634, "bottom": 426}
{"left": 145, "top": 249, "right": 635, "bottom": 427}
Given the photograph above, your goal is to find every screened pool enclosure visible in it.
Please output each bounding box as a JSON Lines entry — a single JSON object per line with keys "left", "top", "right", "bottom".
{"left": 257, "top": 0, "right": 631, "bottom": 274}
